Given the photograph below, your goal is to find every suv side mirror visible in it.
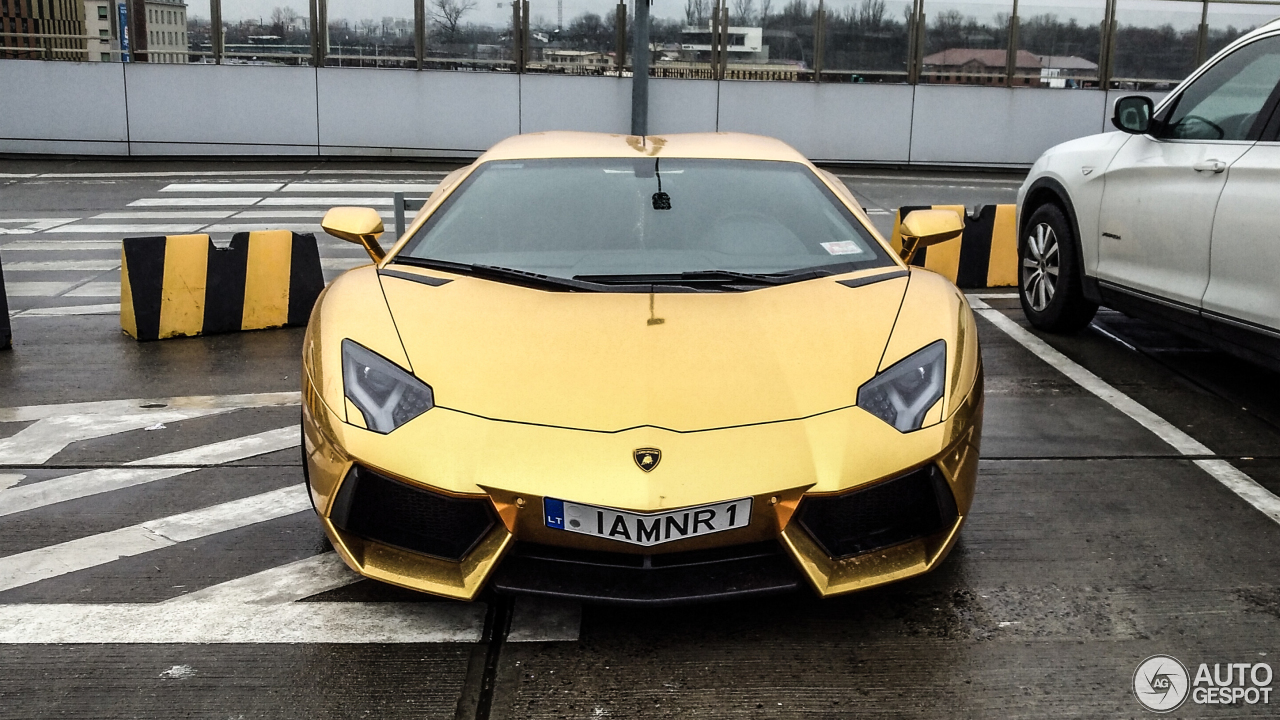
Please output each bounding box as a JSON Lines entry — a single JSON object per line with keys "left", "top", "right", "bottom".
{"left": 1112, "top": 95, "right": 1154, "bottom": 134}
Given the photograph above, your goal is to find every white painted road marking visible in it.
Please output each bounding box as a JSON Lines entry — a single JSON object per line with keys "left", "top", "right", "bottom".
{"left": 0, "top": 390, "right": 299, "bottom": 428}
{"left": 280, "top": 182, "right": 438, "bottom": 193}
{"left": 0, "top": 427, "right": 299, "bottom": 517}
{"left": 65, "top": 282, "right": 120, "bottom": 297}
{"left": 91, "top": 210, "right": 238, "bottom": 220}
{"left": 3, "top": 259, "right": 120, "bottom": 271}
{"left": 4, "top": 282, "right": 76, "bottom": 297}
{"left": 969, "top": 296, "right": 1280, "bottom": 526}
{"left": 0, "top": 601, "right": 486, "bottom": 643}
{"left": 160, "top": 183, "right": 284, "bottom": 193}
{"left": 56, "top": 224, "right": 205, "bottom": 234}
{"left": 11, "top": 303, "right": 120, "bottom": 317}
{"left": 128, "top": 197, "right": 263, "bottom": 207}
{"left": 257, "top": 196, "right": 394, "bottom": 206}
{"left": 0, "top": 218, "right": 79, "bottom": 234}
{"left": 0, "top": 485, "right": 310, "bottom": 593}
{"left": 168, "top": 552, "right": 358, "bottom": 605}
{"left": 0, "top": 240, "right": 119, "bottom": 250}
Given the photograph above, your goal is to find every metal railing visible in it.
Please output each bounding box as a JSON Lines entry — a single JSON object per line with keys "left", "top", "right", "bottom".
{"left": 3, "top": 0, "right": 1278, "bottom": 88}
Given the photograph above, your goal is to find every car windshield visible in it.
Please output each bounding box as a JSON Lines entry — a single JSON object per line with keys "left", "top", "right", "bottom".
{"left": 395, "top": 158, "right": 893, "bottom": 288}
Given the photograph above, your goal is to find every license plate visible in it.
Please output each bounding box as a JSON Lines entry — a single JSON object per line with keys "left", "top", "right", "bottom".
{"left": 543, "top": 497, "right": 753, "bottom": 547}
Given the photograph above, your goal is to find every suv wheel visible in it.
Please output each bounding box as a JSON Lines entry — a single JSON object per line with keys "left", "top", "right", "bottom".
{"left": 1019, "top": 203, "right": 1098, "bottom": 333}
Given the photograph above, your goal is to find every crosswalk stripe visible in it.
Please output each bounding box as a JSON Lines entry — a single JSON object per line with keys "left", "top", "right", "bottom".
{"left": 166, "top": 552, "right": 357, "bottom": 605}
{"left": 233, "top": 209, "right": 395, "bottom": 219}
{"left": 257, "top": 196, "right": 394, "bottom": 206}
{"left": 0, "top": 600, "right": 486, "bottom": 643}
{"left": 4, "top": 282, "right": 76, "bottom": 297}
{"left": 64, "top": 282, "right": 119, "bottom": 297}
{"left": 128, "top": 197, "right": 263, "bottom": 207}
{"left": 202, "top": 223, "right": 323, "bottom": 234}
{"left": 4, "top": 259, "right": 119, "bottom": 271}
{"left": 0, "top": 391, "right": 299, "bottom": 429}
{"left": 161, "top": 183, "right": 284, "bottom": 193}
{"left": 280, "top": 182, "right": 438, "bottom": 193}
{"left": 0, "top": 485, "right": 310, "bottom": 593}
{"left": 0, "top": 240, "right": 119, "bottom": 250}
{"left": 0, "top": 427, "right": 299, "bottom": 518}
{"left": 11, "top": 303, "right": 119, "bottom": 317}
{"left": 322, "top": 258, "right": 370, "bottom": 270}
{"left": 91, "top": 210, "right": 238, "bottom": 220}
{"left": 56, "top": 224, "right": 205, "bottom": 234}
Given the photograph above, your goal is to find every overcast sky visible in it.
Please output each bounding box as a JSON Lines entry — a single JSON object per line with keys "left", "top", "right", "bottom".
{"left": 206, "top": 0, "right": 1278, "bottom": 33}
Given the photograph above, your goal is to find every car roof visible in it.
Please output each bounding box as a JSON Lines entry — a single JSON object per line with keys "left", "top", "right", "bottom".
{"left": 476, "top": 131, "right": 811, "bottom": 163}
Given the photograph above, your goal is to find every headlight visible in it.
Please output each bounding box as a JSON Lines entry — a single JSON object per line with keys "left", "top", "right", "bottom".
{"left": 857, "top": 340, "right": 946, "bottom": 432}
{"left": 341, "top": 339, "right": 434, "bottom": 433}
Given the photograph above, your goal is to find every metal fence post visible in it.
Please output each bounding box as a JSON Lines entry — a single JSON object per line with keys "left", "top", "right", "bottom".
{"left": 718, "top": 0, "right": 729, "bottom": 79}
{"left": 522, "top": 0, "right": 530, "bottom": 70}
{"left": 615, "top": 1, "right": 627, "bottom": 73}
{"left": 0, "top": 250, "right": 11, "bottom": 350}
{"left": 814, "top": 1, "right": 825, "bottom": 82}
{"left": 631, "top": 0, "right": 651, "bottom": 135}
{"left": 1099, "top": 0, "right": 1117, "bottom": 88}
{"left": 210, "top": 0, "right": 223, "bottom": 64}
{"left": 1196, "top": 0, "right": 1210, "bottom": 66}
{"left": 512, "top": 1, "right": 523, "bottom": 71}
{"left": 1005, "top": 0, "right": 1020, "bottom": 87}
{"left": 415, "top": 0, "right": 426, "bottom": 70}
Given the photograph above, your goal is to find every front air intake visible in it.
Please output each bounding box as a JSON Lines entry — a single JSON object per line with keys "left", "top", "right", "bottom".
{"left": 328, "top": 465, "right": 496, "bottom": 561}
{"left": 795, "top": 465, "right": 959, "bottom": 559}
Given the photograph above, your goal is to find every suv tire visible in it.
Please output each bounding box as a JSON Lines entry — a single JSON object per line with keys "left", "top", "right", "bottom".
{"left": 1019, "top": 203, "right": 1098, "bottom": 333}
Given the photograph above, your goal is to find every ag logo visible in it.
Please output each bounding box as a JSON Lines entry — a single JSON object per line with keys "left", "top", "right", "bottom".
{"left": 1134, "top": 655, "right": 1190, "bottom": 713}
{"left": 633, "top": 448, "right": 661, "bottom": 472}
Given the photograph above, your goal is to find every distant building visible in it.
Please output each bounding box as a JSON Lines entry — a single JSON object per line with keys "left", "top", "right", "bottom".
{"left": 921, "top": 48, "right": 1041, "bottom": 86}
{"left": 542, "top": 48, "right": 612, "bottom": 68}
{"left": 1038, "top": 55, "right": 1098, "bottom": 88}
{"left": 83, "top": 0, "right": 115, "bottom": 62}
{"left": 140, "top": 0, "right": 187, "bottom": 62}
{"left": 678, "top": 25, "right": 769, "bottom": 64}
{"left": 1, "top": 0, "right": 86, "bottom": 60}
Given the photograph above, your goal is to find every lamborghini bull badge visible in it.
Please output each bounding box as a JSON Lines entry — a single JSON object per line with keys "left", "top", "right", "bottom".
{"left": 633, "top": 448, "right": 662, "bottom": 472}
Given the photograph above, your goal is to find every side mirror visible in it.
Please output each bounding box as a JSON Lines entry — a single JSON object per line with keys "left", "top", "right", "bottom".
{"left": 322, "top": 206, "right": 386, "bottom": 262}
{"left": 898, "top": 209, "right": 964, "bottom": 263}
{"left": 1112, "top": 95, "right": 1154, "bottom": 134}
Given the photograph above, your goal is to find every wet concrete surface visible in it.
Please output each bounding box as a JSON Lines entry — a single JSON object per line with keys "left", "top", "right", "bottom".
{"left": 1, "top": 161, "right": 1277, "bottom": 718}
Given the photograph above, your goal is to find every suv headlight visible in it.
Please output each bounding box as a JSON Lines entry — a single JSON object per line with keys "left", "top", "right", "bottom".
{"left": 341, "top": 339, "right": 434, "bottom": 433}
{"left": 857, "top": 340, "right": 946, "bottom": 432}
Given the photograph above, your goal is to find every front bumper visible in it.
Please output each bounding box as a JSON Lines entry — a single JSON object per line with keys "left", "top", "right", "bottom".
{"left": 302, "top": 373, "right": 982, "bottom": 604}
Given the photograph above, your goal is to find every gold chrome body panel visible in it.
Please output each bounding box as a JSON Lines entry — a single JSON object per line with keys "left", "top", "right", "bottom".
{"left": 303, "top": 131, "right": 984, "bottom": 601}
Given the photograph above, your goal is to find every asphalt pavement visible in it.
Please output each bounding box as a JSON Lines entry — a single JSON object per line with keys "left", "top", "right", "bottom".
{"left": 1, "top": 160, "right": 1277, "bottom": 719}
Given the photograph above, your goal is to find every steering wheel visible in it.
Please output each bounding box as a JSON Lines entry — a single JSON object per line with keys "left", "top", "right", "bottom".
{"left": 1175, "top": 114, "right": 1226, "bottom": 140}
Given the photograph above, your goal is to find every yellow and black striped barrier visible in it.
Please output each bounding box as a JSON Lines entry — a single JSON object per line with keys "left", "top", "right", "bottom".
{"left": 891, "top": 204, "right": 1017, "bottom": 288}
{"left": 0, "top": 249, "right": 11, "bottom": 350}
{"left": 121, "top": 231, "right": 325, "bottom": 341}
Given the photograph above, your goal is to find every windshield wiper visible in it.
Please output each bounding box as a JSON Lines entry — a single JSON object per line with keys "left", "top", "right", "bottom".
{"left": 394, "top": 257, "right": 603, "bottom": 292}
{"left": 574, "top": 268, "right": 839, "bottom": 287}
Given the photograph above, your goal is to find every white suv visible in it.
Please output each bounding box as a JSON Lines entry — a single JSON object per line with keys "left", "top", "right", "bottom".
{"left": 1017, "top": 18, "right": 1280, "bottom": 370}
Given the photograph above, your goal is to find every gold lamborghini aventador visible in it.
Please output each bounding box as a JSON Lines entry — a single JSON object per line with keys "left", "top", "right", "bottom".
{"left": 303, "top": 131, "right": 983, "bottom": 605}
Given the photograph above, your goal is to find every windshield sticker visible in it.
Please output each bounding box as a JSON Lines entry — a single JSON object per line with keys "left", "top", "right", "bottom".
{"left": 821, "top": 241, "right": 865, "bottom": 255}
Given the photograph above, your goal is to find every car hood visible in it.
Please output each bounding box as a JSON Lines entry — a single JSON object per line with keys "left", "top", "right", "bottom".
{"left": 378, "top": 268, "right": 910, "bottom": 433}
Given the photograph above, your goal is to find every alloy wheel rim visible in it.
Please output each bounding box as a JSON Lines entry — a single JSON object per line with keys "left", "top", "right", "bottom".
{"left": 1022, "top": 222, "right": 1061, "bottom": 312}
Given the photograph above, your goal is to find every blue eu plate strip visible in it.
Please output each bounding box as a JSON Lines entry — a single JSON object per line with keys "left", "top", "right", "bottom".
{"left": 544, "top": 497, "right": 565, "bottom": 529}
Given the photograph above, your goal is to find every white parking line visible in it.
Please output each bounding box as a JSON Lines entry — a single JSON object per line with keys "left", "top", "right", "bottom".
{"left": 0, "top": 485, "right": 310, "bottom": 593}
{"left": 3, "top": 282, "right": 76, "bottom": 297}
{"left": 0, "top": 390, "right": 300, "bottom": 432}
{"left": 969, "top": 297, "right": 1280, "bottom": 526}
{"left": 65, "top": 282, "right": 120, "bottom": 297}
{"left": 160, "top": 183, "right": 284, "bottom": 193}
{"left": 0, "top": 427, "right": 298, "bottom": 518}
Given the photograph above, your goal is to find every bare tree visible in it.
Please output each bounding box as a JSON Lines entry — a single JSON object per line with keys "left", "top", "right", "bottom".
{"left": 855, "top": 0, "right": 885, "bottom": 31}
{"left": 758, "top": 0, "right": 773, "bottom": 26}
{"left": 269, "top": 6, "right": 302, "bottom": 36}
{"left": 684, "top": 0, "right": 710, "bottom": 26}
{"left": 432, "top": 0, "right": 477, "bottom": 42}
{"left": 731, "top": 0, "right": 756, "bottom": 26}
